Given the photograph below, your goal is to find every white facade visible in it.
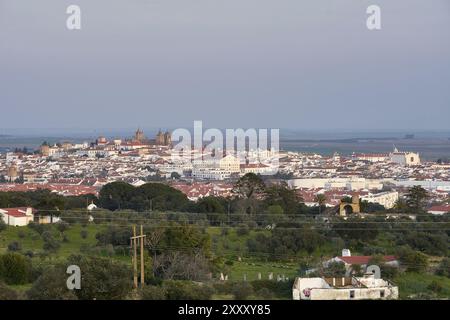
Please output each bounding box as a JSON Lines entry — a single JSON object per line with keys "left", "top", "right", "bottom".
{"left": 390, "top": 151, "right": 420, "bottom": 166}
{"left": 0, "top": 208, "right": 34, "bottom": 226}
{"left": 353, "top": 153, "right": 388, "bottom": 163}
{"left": 361, "top": 191, "right": 399, "bottom": 209}
{"left": 293, "top": 274, "right": 398, "bottom": 300}
{"left": 191, "top": 154, "right": 240, "bottom": 180}
{"left": 191, "top": 168, "right": 235, "bottom": 180}
{"left": 289, "top": 178, "right": 387, "bottom": 191}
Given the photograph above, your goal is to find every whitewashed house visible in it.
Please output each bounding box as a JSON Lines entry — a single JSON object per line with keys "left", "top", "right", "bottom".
{"left": 292, "top": 273, "right": 398, "bottom": 300}
{"left": 0, "top": 207, "right": 35, "bottom": 226}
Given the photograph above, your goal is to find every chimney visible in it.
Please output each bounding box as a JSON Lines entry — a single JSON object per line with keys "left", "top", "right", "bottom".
{"left": 342, "top": 249, "right": 351, "bottom": 257}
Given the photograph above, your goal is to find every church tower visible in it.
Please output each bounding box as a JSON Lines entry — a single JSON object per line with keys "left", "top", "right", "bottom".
{"left": 135, "top": 128, "right": 145, "bottom": 142}
{"left": 156, "top": 129, "right": 164, "bottom": 145}
{"left": 164, "top": 131, "right": 172, "bottom": 146}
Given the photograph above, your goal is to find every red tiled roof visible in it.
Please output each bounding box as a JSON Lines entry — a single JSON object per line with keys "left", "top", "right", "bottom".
{"left": 0, "top": 207, "right": 35, "bottom": 217}
{"left": 338, "top": 255, "right": 397, "bottom": 265}
{"left": 428, "top": 205, "right": 450, "bottom": 213}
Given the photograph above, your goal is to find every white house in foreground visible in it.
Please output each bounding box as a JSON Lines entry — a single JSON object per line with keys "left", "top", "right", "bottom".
{"left": 0, "top": 207, "right": 35, "bottom": 226}
{"left": 293, "top": 273, "right": 398, "bottom": 300}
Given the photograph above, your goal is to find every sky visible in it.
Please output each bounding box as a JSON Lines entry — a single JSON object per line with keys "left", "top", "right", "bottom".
{"left": 0, "top": 0, "right": 449, "bottom": 132}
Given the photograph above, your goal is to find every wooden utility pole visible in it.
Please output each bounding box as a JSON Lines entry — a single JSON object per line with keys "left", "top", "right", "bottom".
{"left": 140, "top": 225, "right": 145, "bottom": 286}
{"left": 132, "top": 226, "right": 138, "bottom": 288}
{"left": 130, "top": 225, "right": 146, "bottom": 288}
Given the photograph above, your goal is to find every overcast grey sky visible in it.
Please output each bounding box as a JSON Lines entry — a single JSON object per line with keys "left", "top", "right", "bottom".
{"left": 1, "top": 0, "right": 449, "bottom": 131}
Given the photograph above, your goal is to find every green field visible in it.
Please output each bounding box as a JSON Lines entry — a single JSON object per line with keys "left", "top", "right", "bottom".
{"left": 0, "top": 224, "right": 102, "bottom": 259}
{"left": 394, "top": 273, "right": 450, "bottom": 299}
{"left": 1, "top": 223, "right": 449, "bottom": 300}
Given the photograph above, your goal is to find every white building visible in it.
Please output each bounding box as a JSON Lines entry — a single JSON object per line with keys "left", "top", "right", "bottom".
{"left": 292, "top": 274, "right": 398, "bottom": 300}
{"left": 191, "top": 168, "right": 236, "bottom": 180}
{"left": 0, "top": 207, "right": 35, "bottom": 226}
{"left": 289, "top": 178, "right": 386, "bottom": 191}
{"left": 352, "top": 153, "right": 389, "bottom": 163}
{"left": 240, "top": 163, "right": 271, "bottom": 175}
{"left": 191, "top": 154, "right": 241, "bottom": 180}
{"left": 389, "top": 147, "right": 420, "bottom": 166}
{"left": 361, "top": 191, "right": 399, "bottom": 209}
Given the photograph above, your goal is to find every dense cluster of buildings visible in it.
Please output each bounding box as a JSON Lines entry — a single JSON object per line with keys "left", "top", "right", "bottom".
{"left": 0, "top": 129, "right": 449, "bottom": 214}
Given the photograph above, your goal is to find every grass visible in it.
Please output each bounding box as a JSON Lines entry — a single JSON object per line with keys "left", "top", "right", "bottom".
{"left": 0, "top": 224, "right": 102, "bottom": 260}
{"left": 227, "top": 260, "right": 298, "bottom": 281}
{"left": 394, "top": 272, "right": 450, "bottom": 299}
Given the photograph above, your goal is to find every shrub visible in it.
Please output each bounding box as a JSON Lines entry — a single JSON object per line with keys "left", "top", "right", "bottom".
{"left": 56, "top": 221, "right": 70, "bottom": 233}
{"left": 435, "top": 258, "right": 450, "bottom": 277}
{"left": 80, "top": 230, "right": 88, "bottom": 239}
{"left": 427, "top": 280, "right": 443, "bottom": 293}
{"left": 27, "top": 266, "right": 77, "bottom": 300}
{"left": 0, "top": 219, "right": 6, "bottom": 232}
{"left": 7, "top": 241, "right": 22, "bottom": 252}
{"left": 28, "top": 222, "right": 47, "bottom": 235}
{"left": 66, "top": 254, "right": 132, "bottom": 300}
{"left": 256, "top": 287, "right": 275, "bottom": 299}
{"left": 140, "top": 285, "right": 167, "bottom": 300}
{"left": 236, "top": 224, "right": 250, "bottom": 236}
{"left": 231, "top": 282, "right": 253, "bottom": 300}
{"left": 42, "top": 231, "right": 61, "bottom": 253}
{"left": 163, "top": 281, "right": 215, "bottom": 300}
{"left": 397, "top": 247, "right": 428, "bottom": 273}
{"left": 0, "top": 253, "right": 32, "bottom": 285}
{"left": 24, "top": 250, "right": 34, "bottom": 258}
{"left": 0, "top": 281, "right": 19, "bottom": 300}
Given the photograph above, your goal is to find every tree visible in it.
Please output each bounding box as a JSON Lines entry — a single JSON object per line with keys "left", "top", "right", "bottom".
{"left": 196, "top": 197, "right": 226, "bottom": 225}
{"left": 153, "top": 252, "right": 211, "bottom": 281}
{"left": 405, "top": 186, "right": 429, "bottom": 213}
{"left": 96, "top": 226, "right": 132, "bottom": 246}
{"left": 314, "top": 194, "right": 327, "bottom": 215}
{"left": 265, "top": 205, "right": 284, "bottom": 224}
{"left": 170, "top": 172, "right": 181, "bottom": 180}
{"left": 265, "top": 182, "right": 303, "bottom": 215}
{"left": 0, "top": 253, "right": 31, "bottom": 285}
{"left": 232, "top": 173, "right": 266, "bottom": 200}
{"left": 98, "top": 181, "right": 136, "bottom": 210}
{"left": 27, "top": 266, "right": 78, "bottom": 300}
{"left": 397, "top": 247, "right": 428, "bottom": 273}
{"left": 332, "top": 216, "right": 379, "bottom": 242}
{"left": 394, "top": 198, "right": 409, "bottom": 212}
{"left": 42, "top": 231, "right": 61, "bottom": 253}
{"left": 320, "top": 261, "right": 346, "bottom": 277}
{"left": 35, "top": 190, "right": 65, "bottom": 221}
{"left": 66, "top": 255, "right": 132, "bottom": 300}
{"left": 160, "top": 223, "right": 211, "bottom": 257}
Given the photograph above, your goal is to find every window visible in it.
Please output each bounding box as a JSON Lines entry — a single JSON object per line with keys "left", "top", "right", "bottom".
{"left": 350, "top": 290, "right": 355, "bottom": 299}
{"left": 380, "top": 290, "right": 385, "bottom": 298}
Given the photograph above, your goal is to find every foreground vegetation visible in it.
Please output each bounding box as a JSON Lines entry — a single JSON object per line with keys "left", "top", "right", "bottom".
{"left": 0, "top": 175, "right": 448, "bottom": 300}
